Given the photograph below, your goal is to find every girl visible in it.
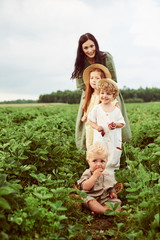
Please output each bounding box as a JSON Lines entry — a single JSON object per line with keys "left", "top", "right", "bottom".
{"left": 81, "top": 64, "right": 114, "bottom": 149}
{"left": 71, "top": 33, "right": 131, "bottom": 151}
{"left": 88, "top": 79, "right": 125, "bottom": 177}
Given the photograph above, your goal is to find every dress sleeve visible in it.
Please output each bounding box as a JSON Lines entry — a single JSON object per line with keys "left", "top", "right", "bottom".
{"left": 117, "top": 109, "right": 126, "bottom": 126}
{"left": 88, "top": 106, "right": 98, "bottom": 123}
{"left": 76, "top": 77, "right": 86, "bottom": 90}
{"left": 77, "top": 169, "right": 91, "bottom": 189}
{"left": 104, "top": 53, "right": 117, "bottom": 83}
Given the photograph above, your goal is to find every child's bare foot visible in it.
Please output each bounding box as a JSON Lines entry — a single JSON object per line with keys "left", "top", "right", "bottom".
{"left": 91, "top": 211, "right": 95, "bottom": 215}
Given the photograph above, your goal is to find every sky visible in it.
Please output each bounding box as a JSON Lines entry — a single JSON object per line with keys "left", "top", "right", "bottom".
{"left": 0, "top": 0, "right": 160, "bottom": 101}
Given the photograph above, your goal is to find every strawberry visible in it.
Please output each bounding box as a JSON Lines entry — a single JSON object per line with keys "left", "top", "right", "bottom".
{"left": 101, "top": 131, "right": 105, "bottom": 137}
{"left": 116, "top": 147, "right": 122, "bottom": 150}
{"left": 108, "top": 122, "right": 116, "bottom": 128}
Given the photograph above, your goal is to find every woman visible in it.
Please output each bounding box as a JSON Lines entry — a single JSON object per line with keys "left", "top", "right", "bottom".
{"left": 71, "top": 33, "right": 131, "bottom": 150}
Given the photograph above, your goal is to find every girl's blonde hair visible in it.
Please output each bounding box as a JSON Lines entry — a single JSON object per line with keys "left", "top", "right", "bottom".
{"left": 83, "top": 68, "right": 105, "bottom": 112}
{"left": 86, "top": 142, "right": 108, "bottom": 161}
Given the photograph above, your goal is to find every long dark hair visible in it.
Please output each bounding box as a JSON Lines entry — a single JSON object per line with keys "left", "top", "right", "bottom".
{"left": 71, "top": 33, "right": 103, "bottom": 79}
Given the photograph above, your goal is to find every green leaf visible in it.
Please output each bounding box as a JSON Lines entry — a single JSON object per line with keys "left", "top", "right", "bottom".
{"left": 104, "top": 209, "right": 115, "bottom": 216}
{"left": 19, "top": 155, "right": 29, "bottom": 160}
{"left": 0, "top": 197, "right": 11, "bottom": 210}
{"left": 30, "top": 173, "right": 46, "bottom": 182}
{"left": 20, "top": 165, "right": 32, "bottom": 171}
{"left": 126, "top": 195, "right": 139, "bottom": 199}
{"left": 40, "top": 156, "right": 48, "bottom": 161}
{"left": 39, "top": 150, "right": 48, "bottom": 155}
{"left": 139, "top": 201, "right": 149, "bottom": 208}
{"left": 8, "top": 215, "right": 23, "bottom": 225}
{"left": 117, "top": 223, "right": 124, "bottom": 230}
{"left": 151, "top": 172, "right": 159, "bottom": 180}
{"left": 58, "top": 215, "right": 68, "bottom": 221}
{"left": 113, "top": 202, "right": 121, "bottom": 211}
{"left": 0, "top": 231, "right": 9, "bottom": 240}
{"left": 28, "top": 208, "right": 40, "bottom": 217}
{"left": 0, "top": 186, "right": 16, "bottom": 196}
{"left": 104, "top": 202, "right": 114, "bottom": 210}
{"left": 155, "top": 151, "right": 160, "bottom": 156}
{"left": 55, "top": 200, "right": 63, "bottom": 208}
{"left": 33, "top": 192, "right": 53, "bottom": 200}
{"left": 151, "top": 213, "right": 159, "bottom": 230}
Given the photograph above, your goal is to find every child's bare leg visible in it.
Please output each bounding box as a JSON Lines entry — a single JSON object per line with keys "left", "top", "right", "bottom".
{"left": 88, "top": 200, "right": 111, "bottom": 215}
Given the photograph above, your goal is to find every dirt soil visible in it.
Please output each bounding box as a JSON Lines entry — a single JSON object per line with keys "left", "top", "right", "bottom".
{"left": 82, "top": 214, "right": 115, "bottom": 240}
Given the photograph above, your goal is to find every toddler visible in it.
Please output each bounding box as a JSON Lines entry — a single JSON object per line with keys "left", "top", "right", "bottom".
{"left": 77, "top": 142, "right": 121, "bottom": 215}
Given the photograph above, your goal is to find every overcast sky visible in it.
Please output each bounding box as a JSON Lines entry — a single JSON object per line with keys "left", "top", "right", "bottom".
{"left": 0, "top": 0, "right": 160, "bottom": 101}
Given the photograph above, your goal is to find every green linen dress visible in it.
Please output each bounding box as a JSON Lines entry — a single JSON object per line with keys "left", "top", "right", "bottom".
{"left": 75, "top": 52, "right": 132, "bottom": 151}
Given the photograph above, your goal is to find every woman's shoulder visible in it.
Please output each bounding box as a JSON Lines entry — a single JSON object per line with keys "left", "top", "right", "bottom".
{"left": 101, "top": 51, "right": 113, "bottom": 59}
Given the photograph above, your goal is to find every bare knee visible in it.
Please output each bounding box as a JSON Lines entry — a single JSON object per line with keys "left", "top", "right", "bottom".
{"left": 87, "top": 200, "right": 106, "bottom": 215}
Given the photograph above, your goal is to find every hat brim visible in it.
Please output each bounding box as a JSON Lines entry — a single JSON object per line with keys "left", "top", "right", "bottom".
{"left": 97, "top": 78, "right": 119, "bottom": 97}
{"left": 83, "top": 64, "right": 111, "bottom": 86}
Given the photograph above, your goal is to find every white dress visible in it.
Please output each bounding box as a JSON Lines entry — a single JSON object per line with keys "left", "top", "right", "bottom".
{"left": 88, "top": 104, "right": 126, "bottom": 176}
{"left": 85, "top": 96, "right": 118, "bottom": 150}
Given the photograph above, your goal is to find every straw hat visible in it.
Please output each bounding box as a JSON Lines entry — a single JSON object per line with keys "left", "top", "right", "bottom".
{"left": 96, "top": 78, "right": 119, "bottom": 97}
{"left": 83, "top": 64, "right": 111, "bottom": 86}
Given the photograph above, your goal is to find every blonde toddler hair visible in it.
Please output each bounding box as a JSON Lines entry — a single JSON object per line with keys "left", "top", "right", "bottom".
{"left": 97, "top": 78, "right": 119, "bottom": 99}
{"left": 86, "top": 142, "right": 109, "bottom": 161}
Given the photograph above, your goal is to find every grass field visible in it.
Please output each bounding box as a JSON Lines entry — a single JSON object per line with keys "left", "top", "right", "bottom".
{"left": 0, "top": 102, "right": 69, "bottom": 108}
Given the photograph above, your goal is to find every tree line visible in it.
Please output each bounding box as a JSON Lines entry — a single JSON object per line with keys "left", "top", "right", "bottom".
{"left": 120, "top": 87, "right": 160, "bottom": 103}
{"left": 38, "top": 87, "right": 160, "bottom": 104}
{"left": 38, "top": 90, "right": 82, "bottom": 104}
{"left": 0, "top": 87, "right": 159, "bottom": 104}
{"left": 0, "top": 99, "right": 37, "bottom": 104}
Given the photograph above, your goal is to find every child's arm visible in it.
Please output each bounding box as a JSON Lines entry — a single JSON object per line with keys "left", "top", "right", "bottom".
{"left": 89, "top": 120, "right": 104, "bottom": 132}
{"left": 81, "top": 112, "right": 87, "bottom": 122}
{"left": 116, "top": 123, "right": 124, "bottom": 128}
{"left": 82, "top": 169, "right": 102, "bottom": 191}
{"left": 108, "top": 122, "right": 124, "bottom": 130}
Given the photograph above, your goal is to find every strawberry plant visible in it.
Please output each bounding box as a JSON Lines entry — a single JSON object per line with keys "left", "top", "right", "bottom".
{"left": 0, "top": 102, "right": 159, "bottom": 239}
